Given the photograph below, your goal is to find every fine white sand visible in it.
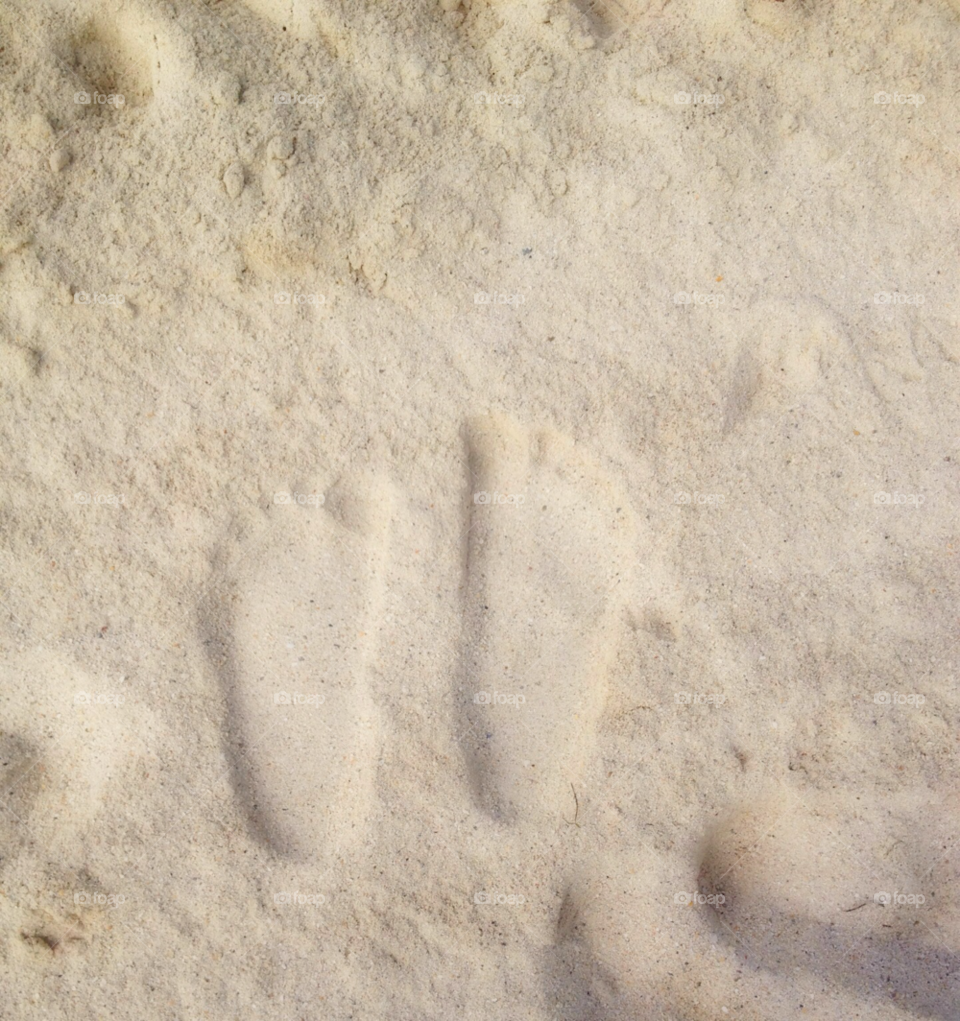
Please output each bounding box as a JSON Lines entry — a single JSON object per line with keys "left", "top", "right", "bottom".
{"left": 1, "top": 0, "right": 958, "bottom": 1018}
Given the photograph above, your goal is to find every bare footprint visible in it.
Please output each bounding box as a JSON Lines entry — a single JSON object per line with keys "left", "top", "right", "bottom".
{"left": 207, "top": 473, "right": 392, "bottom": 859}
{"left": 542, "top": 872, "right": 719, "bottom": 1021}
{"left": 459, "top": 415, "right": 634, "bottom": 824}
{"left": 0, "top": 649, "right": 151, "bottom": 865}
{"left": 697, "top": 787, "right": 960, "bottom": 1019}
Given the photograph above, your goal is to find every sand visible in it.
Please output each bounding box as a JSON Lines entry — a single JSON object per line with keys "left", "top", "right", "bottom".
{"left": 1, "top": 0, "right": 959, "bottom": 1018}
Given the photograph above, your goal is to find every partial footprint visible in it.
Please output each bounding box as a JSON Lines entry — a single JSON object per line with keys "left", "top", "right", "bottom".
{"left": 66, "top": 2, "right": 199, "bottom": 112}
{"left": 722, "top": 296, "right": 853, "bottom": 433}
{"left": 459, "top": 415, "right": 634, "bottom": 824}
{"left": 0, "top": 649, "right": 150, "bottom": 866}
{"left": 571, "top": 0, "right": 637, "bottom": 41}
{"left": 542, "top": 872, "right": 717, "bottom": 1021}
{"left": 209, "top": 473, "right": 392, "bottom": 859}
{"left": 11, "top": 863, "right": 122, "bottom": 959}
{"left": 697, "top": 787, "right": 960, "bottom": 1019}
{"left": 70, "top": 13, "right": 152, "bottom": 108}
{"left": 0, "top": 733, "right": 45, "bottom": 863}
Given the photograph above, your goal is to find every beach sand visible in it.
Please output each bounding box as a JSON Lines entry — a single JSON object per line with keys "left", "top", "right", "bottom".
{"left": 1, "top": 0, "right": 958, "bottom": 1017}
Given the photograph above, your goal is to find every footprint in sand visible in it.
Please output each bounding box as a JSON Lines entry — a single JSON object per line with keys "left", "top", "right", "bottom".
{"left": 696, "top": 787, "right": 960, "bottom": 1020}
{"left": 0, "top": 732, "right": 46, "bottom": 863}
{"left": 207, "top": 473, "right": 392, "bottom": 859}
{"left": 722, "top": 296, "right": 853, "bottom": 434}
{"left": 0, "top": 649, "right": 150, "bottom": 864}
{"left": 459, "top": 415, "right": 635, "bottom": 825}
{"left": 68, "top": 2, "right": 198, "bottom": 112}
{"left": 0, "top": 651, "right": 149, "bottom": 961}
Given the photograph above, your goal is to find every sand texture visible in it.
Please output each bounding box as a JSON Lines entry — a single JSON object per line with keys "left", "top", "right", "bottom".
{"left": 1, "top": 0, "right": 959, "bottom": 1018}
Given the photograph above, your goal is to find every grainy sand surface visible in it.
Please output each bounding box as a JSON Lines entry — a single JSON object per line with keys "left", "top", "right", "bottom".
{"left": 1, "top": 1, "right": 959, "bottom": 1018}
